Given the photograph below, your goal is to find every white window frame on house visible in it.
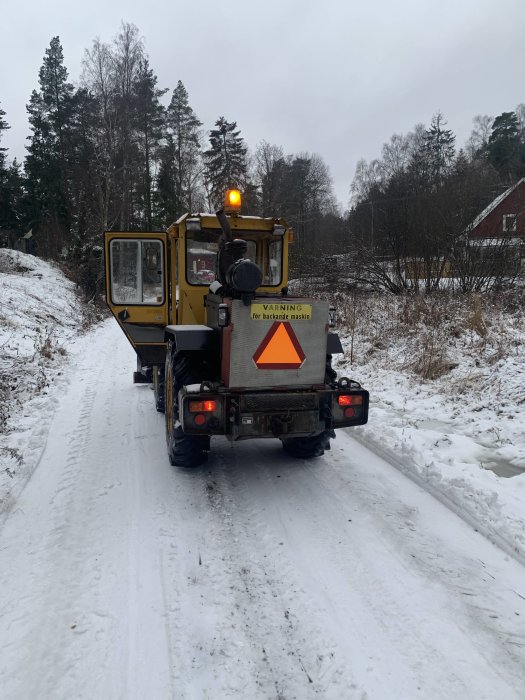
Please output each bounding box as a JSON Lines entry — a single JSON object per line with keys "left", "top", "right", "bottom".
{"left": 502, "top": 214, "right": 517, "bottom": 232}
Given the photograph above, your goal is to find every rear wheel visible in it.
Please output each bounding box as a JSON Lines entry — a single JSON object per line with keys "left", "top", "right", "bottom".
{"left": 281, "top": 355, "right": 337, "bottom": 459}
{"left": 281, "top": 429, "right": 335, "bottom": 459}
{"left": 165, "top": 345, "right": 210, "bottom": 468}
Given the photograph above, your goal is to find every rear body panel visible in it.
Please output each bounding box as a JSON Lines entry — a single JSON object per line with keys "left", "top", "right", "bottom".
{"left": 206, "top": 295, "right": 330, "bottom": 389}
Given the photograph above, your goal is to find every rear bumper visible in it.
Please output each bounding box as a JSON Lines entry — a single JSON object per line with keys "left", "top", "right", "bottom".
{"left": 180, "top": 386, "right": 369, "bottom": 440}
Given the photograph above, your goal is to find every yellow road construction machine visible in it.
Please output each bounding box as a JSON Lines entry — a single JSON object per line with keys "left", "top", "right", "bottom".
{"left": 104, "top": 190, "right": 368, "bottom": 467}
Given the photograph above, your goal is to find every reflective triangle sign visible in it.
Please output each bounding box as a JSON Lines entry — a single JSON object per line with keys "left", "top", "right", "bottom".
{"left": 253, "top": 321, "right": 306, "bottom": 369}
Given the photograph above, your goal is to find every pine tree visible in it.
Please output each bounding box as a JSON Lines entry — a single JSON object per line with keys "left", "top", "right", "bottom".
{"left": 204, "top": 117, "right": 247, "bottom": 209}
{"left": 25, "top": 36, "right": 76, "bottom": 255}
{"left": 487, "top": 111, "right": 521, "bottom": 180}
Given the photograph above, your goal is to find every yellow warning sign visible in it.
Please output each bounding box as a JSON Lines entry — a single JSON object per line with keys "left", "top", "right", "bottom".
{"left": 253, "top": 321, "right": 306, "bottom": 369}
{"left": 250, "top": 303, "right": 312, "bottom": 321}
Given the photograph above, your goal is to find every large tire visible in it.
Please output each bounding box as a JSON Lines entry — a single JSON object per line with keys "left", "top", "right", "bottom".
{"left": 165, "top": 345, "right": 210, "bottom": 468}
{"left": 153, "top": 365, "right": 165, "bottom": 413}
{"left": 281, "top": 355, "right": 337, "bottom": 459}
{"left": 281, "top": 429, "right": 335, "bottom": 459}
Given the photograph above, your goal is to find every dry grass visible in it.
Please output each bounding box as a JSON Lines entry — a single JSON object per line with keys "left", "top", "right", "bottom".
{"left": 466, "top": 295, "right": 488, "bottom": 337}
{"left": 293, "top": 280, "right": 523, "bottom": 382}
{"left": 409, "top": 335, "right": 459, "bottom": 380}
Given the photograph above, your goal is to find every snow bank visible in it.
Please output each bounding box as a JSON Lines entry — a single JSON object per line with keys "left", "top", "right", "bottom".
{"left": 333, "top": 291, "right": 525, "bottom": 562}
{"left": 0, "top": 249, "right": 96, "bottom": 517}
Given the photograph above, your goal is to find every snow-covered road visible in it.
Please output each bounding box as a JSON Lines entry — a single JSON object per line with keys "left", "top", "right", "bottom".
{"left": 1, "top": 320, "right": 524, "bottom": 699}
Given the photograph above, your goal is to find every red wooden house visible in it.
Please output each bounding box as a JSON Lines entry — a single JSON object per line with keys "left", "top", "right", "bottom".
{"left": 469, "top": 178, "right": 525, "bottom": 242}
{"left": 467, "top": 178, "right": 525, "bottom": 274}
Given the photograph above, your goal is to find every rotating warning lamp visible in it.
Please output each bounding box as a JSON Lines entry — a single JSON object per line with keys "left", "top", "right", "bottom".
{"left": 224, "top": 189, "right": 242, "bottom": 213}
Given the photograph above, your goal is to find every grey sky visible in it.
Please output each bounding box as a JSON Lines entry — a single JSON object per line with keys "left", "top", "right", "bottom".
{"left": 1, "top": 0, "right": 524, "bottom": 208}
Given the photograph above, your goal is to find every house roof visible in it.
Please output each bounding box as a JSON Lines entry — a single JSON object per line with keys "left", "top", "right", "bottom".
{"left": 469, "top": 178, "right": 525, "bottom": 230}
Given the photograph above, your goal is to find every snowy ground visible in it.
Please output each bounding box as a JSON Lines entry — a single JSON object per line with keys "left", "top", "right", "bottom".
{"left": 0, "top": 249, "right": 102, "bottom": 518}
{"left": 1, "top": 252, "right": 525, "bottom": 698}
{"left": 331, "top": 290, "right": 525, "bottom": 564}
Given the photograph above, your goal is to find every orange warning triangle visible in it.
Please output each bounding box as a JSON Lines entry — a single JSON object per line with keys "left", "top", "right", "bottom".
{"left": 253, "top": 321, "right": 305, "bottom": 369}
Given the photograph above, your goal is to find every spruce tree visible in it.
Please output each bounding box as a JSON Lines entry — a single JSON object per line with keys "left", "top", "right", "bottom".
{"left": 204, "top": 117, "right": 247, "bottom": 209}
{"left": 160, "top": 80, "right": 202, "bottom": 216}
{"left": 133, "top": 59, "right": 166, "bottom": 229}
{"left": 424, "top": 112, "right": 455, "bottom": 184}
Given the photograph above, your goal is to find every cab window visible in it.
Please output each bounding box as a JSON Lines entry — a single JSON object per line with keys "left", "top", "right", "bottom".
{"left": 186, "top": 230, "right": 219, "bottom": 285}
{"left": 185, "top": 229, "right": 282, "bottom": 286}
{"left": 264, "top": 238, "right": 283, "bottom": 286}
{"left": 110, "top": 239, "right": 164, "bottom": 304}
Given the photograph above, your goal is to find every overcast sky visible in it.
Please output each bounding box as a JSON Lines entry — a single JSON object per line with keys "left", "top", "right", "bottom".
{"left": 1, "top": 0, "right": 524, "bottom": 207}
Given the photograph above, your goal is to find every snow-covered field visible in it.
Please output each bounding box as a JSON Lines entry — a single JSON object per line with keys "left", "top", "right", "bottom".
{"left": 331, "top": 290, "right": 525, "bottom": 563}
{"left": 1, "top": 251, "right": 525, "bottom": 699}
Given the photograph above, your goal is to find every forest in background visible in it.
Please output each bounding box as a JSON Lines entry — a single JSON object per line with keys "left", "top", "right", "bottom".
{"left": 0, "top": 23, "right": 524, "bottom": 297}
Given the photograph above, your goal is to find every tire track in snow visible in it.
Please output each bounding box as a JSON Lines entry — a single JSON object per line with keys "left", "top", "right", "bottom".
{"left": 0, "top": 345, "right": 111, "bottom": 698}
{"left": 198, "top": 437, "right": 525, "bottom": 699}
{"left": 206, "top": 446, "right": 362, "bottom": 699}
{"left": 0, "top": 321, "right": 169, "bottom": 699}
{"left": 150, "top": 456, "right": 352, "bottom": 699}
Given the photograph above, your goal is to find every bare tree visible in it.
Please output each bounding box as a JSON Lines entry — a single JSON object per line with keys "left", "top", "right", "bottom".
{"left": 81, "top": 38, "right": 117, "bottom": 229}
{"left": 253, "top": 141, "right": 285, "bottom": 215}
{"left": 466, "top": 114, "right": 493, "bottom": 159}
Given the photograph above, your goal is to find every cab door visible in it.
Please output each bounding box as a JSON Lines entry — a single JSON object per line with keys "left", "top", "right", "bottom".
{"left": 104, "top": 231, "right": 169, "bottom": 365}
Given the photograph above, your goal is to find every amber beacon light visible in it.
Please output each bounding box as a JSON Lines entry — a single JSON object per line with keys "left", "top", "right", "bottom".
{"left": 224, "top": 189, "right": 242, "bottom": 212}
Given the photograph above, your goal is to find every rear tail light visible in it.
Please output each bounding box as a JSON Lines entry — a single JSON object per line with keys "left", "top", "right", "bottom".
{"left": 338, "top": 394, "right": 363, "bottom": 406}
{"left": 189, "top": 400, "right": 217, "bottom": 413}
{"left": 182, "top": 394, "right": 223, "bottom": 434}
{"left": 332, "top": 389, "right": 369, "bottom": 427}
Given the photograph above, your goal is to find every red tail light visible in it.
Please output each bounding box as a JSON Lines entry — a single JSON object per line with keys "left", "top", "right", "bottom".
{"left": 338, "top": 394, "right": 363, "bottom": 406}
{"left": 189, "top": 400, "right": 217, "bottom": 413}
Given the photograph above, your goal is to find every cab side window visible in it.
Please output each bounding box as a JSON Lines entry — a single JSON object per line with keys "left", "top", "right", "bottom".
{"left": 110, "top": 239, "right": 164, "bottom": 304}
